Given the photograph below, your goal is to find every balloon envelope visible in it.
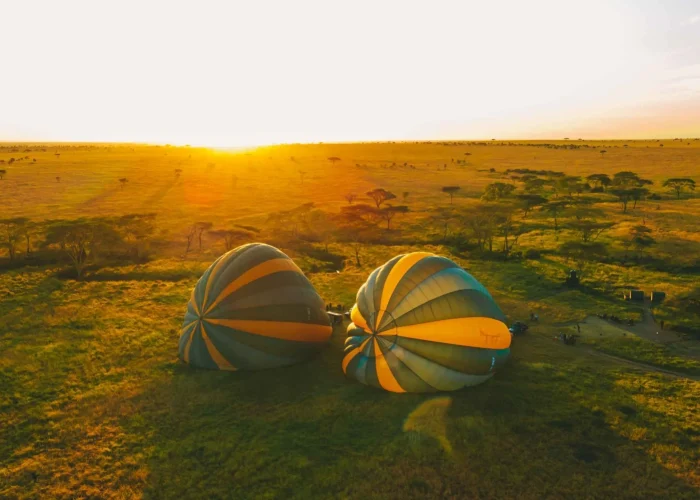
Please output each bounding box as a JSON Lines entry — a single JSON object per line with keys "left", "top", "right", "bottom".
{"left": 179, "top": 243, "right": 332, "bottom": 370}
{"left": 343, "top": 252, "right": 510, "bottom": 392}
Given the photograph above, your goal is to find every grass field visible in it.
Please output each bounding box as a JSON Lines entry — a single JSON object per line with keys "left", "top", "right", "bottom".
{"left": 1, "top": 140, "right": 699, "bottom": 498}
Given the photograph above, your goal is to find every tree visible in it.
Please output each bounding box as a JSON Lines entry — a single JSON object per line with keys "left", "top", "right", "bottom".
{"left": 379, "top": 205, "right": 409, "bottom": 230}
{"left": 185, "top": 225, "right": 197, "bottom": 256}
{"left": 174, "top": 168, "right": 183, "bottom": 178}
{"left": 524, "top": 177, "right": 546, "bottom": 193}
{"left": 267, "top": 202, "right": 316, "bottom": 240}
{"left": 56, "top": 176, "right": 61, "bottom": 183}
{"left": 43, "top": 218, "right": 123, "bottom": 278}
{"left": 543, "top": 199, "right": 569, "bottom": 233}
{"left": 629, "top": 225, "right": 655, "bottom": 258}
{"left": 600, "top": 150, "right": 607, "bottom": 157}
{"left": 344, "top": 193, "right": 357, "bottom": 205}
{"left": 441, "top": 186, "right": 460, "bottom": 204}
{"left": 567, "top": 217, "right": 613, "bottom": 242}
{"left": 402, "top": 191, "right": 410, "bottom": 201}
{"left": 328, "top": 157, "right": 341, "bottom": 165}
{"left": 555, "top": 176, "right": 584, "bottom": 197}
{"left": 464, "top": 205, "right": 498, "bottom": 252}
{"left": 0, "top": 169, "right": 5, "bottom": 180}
{"left": 559, "top": 241, "right": 608, "bottom": 280}
{"left": 515, "top": 194, "right": 547, "bottom": 218}
{"left": 609, "top": 188, "right": 633, "bottom": 212}
{"left": 366, "top": 188, "right": 396, "bottom": 208}
{"left": 663, "top": 178, "right": 695, "bottom": 199}
{"left": 305, "top": 210, "right": 335, "bottom": 252}
{"left": 0, "top": 218, "right": 26, "bottom": 260}
{"left": 335, "top": 204, "right": 379, "bottom": 266}
{"left": 610, "top": 171, "right": 652, "bottom": 212}
{"left": 629, "top": 187, "right": 649, "bottom": 209}
{"left": 586, "top": 173, "right": 611, "bottom": 190}
{"left": 119, "top": 178, "right": 129, "bottom": 189}
{"left": 117, "top": 213, "right": 156, "bottom": 260}
{"left": 612, "top": 171, "right": 652, "bottom": 188}
{"left": 14, "top": 218, "right": 38, "bottom": 258}
{"left": 495, "top": 205, "right": 523, "bottom": 258}
{"left": 208, "top": 228, "right": 252, "bottom": 252}
{"left": 432, "top": 207, "right": 457, "bottom": 242}
{"left": 183, "top": 222, "right": 214, "bottom": 255}
{"left": 482, "top": 182, "right": 515, "bottom": 201}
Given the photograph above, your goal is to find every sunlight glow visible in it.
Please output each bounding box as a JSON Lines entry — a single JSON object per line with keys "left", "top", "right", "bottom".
{"left": 1, "top": 0, "right": 699, "bottom": 145}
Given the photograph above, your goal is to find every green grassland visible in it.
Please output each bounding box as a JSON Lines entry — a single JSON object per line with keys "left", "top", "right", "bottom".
{"left": 1, "top": 140, "right": 699, "bottom": 498}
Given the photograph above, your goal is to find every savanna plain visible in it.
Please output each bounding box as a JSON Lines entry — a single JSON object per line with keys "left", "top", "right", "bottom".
{"left": 1, "top": 140, "right": 699, "bottom": 499}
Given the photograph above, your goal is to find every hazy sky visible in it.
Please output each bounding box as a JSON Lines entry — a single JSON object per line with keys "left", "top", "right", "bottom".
{"left": 1, "top": 0, "right": 699, "bottom": 145}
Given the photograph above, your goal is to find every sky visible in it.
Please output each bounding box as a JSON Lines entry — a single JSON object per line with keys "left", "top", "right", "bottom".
{"left": 1, "top": 0, "right": 699, "bottom": 146}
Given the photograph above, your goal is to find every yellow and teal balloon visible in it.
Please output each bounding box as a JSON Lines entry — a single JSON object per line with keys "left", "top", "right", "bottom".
{"left": 179, "top": 243, "right": 332, "bottom": 370}
{"left": 342, "top": 252, "right": 511, "bottom": 392}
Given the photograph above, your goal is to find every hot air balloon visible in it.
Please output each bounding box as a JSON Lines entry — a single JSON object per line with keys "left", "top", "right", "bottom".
{"left": 179, "top": 243, "right": 332, "bottom": 370}
{"left": 342, "top": 252, "right": 510, "bottom": 392}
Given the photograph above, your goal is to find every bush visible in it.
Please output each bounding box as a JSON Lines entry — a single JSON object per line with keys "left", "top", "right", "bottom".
{"left": 648, "top": 193, "right": 662, "bottom": 200}
{"left": 524, "top": 248, "right": 541, "bottom": 259}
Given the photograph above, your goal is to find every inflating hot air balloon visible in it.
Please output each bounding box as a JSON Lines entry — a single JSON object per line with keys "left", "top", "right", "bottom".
{"left": 342, "top": 252, "right": 510, "bottom": 392}
{"left": 179, "top": 243, "right": 332, "bottom": 370}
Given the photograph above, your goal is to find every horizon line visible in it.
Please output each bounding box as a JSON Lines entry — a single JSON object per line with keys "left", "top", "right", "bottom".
{"left": 2, "top": 136, "right": 700, "bottom": 149}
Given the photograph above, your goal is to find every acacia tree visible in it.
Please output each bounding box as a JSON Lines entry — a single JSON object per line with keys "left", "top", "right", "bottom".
{"left": 481, "top": 182, "right": 515, "bottom": 201}
{"left": 496, "top": 205, "right": 523, "bottom": 259}
{"left": 185, "top": 225, "right": 197, "bottom": 255}
{"left": 515, "top": 194, "right": 547, "bottom": 218}
{"left": 629, "top": 187, "right": 649, "bottom": 209}
{"left": 555, "top": 176, "right": 584, "bottom": 198}
{"left": 366, "top": 188, "right": 396, "bottom": 208}
{"left": 663, "top": 178, "right": 695, "bottom": 199}
{"left": 380, "top": 204, "right": 409, "bottom": 230}
{"left": 610, "top": 171, "right": 652, "bottom": 212}
{"left": 117, "top": 213, "right": 157, "bottom": 260}
{"left": 586, "top": 173, "right": 611, "bottom": 190}
{"left": 629, "top": 225, "right": 655, "bottom": 258}
{"left": 0, "top": 218, "right": 26, "bottom": 260}
{"left": 43, "top": 218, "right": 123, "bottom": 278}
{"left": 344, "top": 193, "right": 357, "bottom": 204}
{"left": 119, "top": 178, "right": 129, "bottom": 189}
{"left": 328, "top": 157, "right": 341, "bottom": 165}
{"left": 208, "top": 228, "right": 253, "bottom": 251}
{"left": 559, "top": 241, "right": 608, "bottom": 281}
{"left": 524, "top": 177, "right": 546, "bottom": 194}
{"left": 194, "top": 221, "right": 213, "bottom": 250}
{"left": 542, "top": 199, "right": 569, "bottom": 233}
{"left": 0, "top": 169, "right": 6, "bottom": 180}
{"left": 432, "top": 207, "right": 457, "bottom": 242}
{"left": 334, "top": 204, "right": 379, "bottom": 266}
{"left": 441, "top": 186, "right": 460, "bottom": 204}
{"left": 464, "top": 204, "right": 499, "bottom": 252}
{"left": 306, "top": 210, "right": 335, "bottom": 252}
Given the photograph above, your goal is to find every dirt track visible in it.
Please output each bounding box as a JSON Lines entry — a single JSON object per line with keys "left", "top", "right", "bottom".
{"left": 580, "top": 346, "right": 700, "bottom": 381}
